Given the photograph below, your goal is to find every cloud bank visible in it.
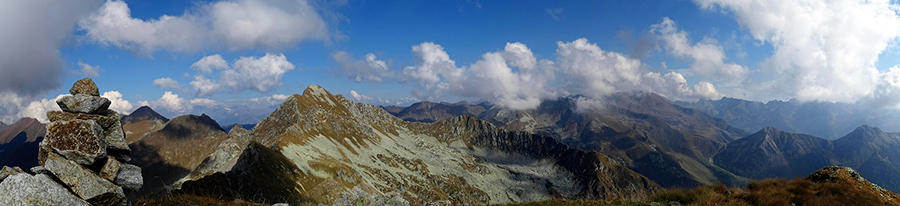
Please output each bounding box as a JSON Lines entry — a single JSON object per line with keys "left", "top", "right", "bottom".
{"left": 78, "top": 0, "right": 330, "bottom": 55}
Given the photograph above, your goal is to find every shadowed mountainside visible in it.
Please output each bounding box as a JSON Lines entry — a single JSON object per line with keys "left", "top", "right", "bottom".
{"left": 714, "top": 125, "right": 900, "bottom": 192}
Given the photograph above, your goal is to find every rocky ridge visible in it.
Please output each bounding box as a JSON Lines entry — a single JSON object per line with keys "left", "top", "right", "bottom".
{"left": 177, "top": 85, "right": 659, "bottom": 205}
{"left": 0, "top": 78, "right": 143, "bottom": 206}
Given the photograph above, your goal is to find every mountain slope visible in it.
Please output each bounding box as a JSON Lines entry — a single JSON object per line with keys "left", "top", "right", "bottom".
{"left": 713, "top": 127, "right": 835, "bottom": 179}
{"left": 393, "top": 92, "right": 749, "bottom": 188}
{"left": 185, "top": 85, "right": 659, "bottom": 205}
{"left": 383, "top": 101, "right": 487, "bottom": 123}
{"left": 128, "top": 113, "right": 231, "bottom": 199}
{"left": 714, "top": 125, "right": 900, "bottom": 192}
{"left": 0, "top": 118, "right": 45, "bottom": 169}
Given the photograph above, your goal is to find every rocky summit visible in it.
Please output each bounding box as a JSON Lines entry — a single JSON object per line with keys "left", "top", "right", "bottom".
{"left": 0, "top": 78, "right": 144, "bottom": 206}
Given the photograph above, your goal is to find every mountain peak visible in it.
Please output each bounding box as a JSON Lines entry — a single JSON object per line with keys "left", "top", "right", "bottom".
{"left": 122, "top": 106, "right": 169, "bottom": 124}
{"left": 302, "top": 85, "right": 332, "bottom": 97}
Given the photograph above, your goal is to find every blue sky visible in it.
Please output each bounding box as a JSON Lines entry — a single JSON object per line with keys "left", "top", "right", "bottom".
{"left": 2, "top": 0, "right": 900, "bottom": 123}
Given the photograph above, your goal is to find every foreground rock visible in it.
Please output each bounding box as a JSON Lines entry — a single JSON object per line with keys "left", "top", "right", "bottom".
{"left": 0, "top": 173, "right": 90, "bottom": 206}
{"left": 8, "top": 78, "right": 145, "bottom": 206}
{"left": 44, "top": 152, "right": 124, "bottom": 205}
{"left": 43, "top": 119, "right": 107, "bottom": 165}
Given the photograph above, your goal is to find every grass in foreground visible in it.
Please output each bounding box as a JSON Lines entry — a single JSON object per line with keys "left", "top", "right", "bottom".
{"left": 135, "top": 194, "right": 267, "bottom": 206}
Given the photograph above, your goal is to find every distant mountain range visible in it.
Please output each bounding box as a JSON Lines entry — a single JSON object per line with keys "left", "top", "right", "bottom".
{"left": 676, "top": 97, "right": 900, "bottom": 139}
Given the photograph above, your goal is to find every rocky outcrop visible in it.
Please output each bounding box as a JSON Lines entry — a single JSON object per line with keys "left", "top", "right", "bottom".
{"left": 0, "top": 166, "right": 23, "bottom": 182}
{"left": 0, "top": 78, "right": 144, "bottom": 206}
{"left": 0, "top": 173, "right": 90, "bottom": 206}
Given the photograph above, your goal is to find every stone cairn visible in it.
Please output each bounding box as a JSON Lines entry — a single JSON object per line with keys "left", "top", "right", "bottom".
{"left": 0, "top": 78, "right": 143, "bottom": 206}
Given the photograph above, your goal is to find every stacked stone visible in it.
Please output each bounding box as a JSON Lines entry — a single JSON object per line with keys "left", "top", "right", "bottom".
{"left": 30, "top": 78, "right": 143, "bottom": 206}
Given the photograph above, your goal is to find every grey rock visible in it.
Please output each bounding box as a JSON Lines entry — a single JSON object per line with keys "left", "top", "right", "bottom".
{"left": 115, "top": 164, "right": 143, "bottom": 191}
{"left": 29, "top": 166, "right": 48, "bottom": 174}
{"left": 104, "top": 120, "right": 130, "bottom": 153}
{"left": 43, "top": 119, "right": 108, "bottom": 165}
{"left": 44, "top": 152, "right": 125, "bottom": 206}
{"left": 69, "top": 78, "right": 100, "bottom": 96}
{"left": 57, "top": 94, "right": 111, "bottom": 114}
{"left": 0, "top": 173, "right": 90, "bottom": 206}
{"left": 271, "top": 204, "right": 289, "bottom": 206}
{"left": 0, "top": 166, "right": 24, "bottom": 182}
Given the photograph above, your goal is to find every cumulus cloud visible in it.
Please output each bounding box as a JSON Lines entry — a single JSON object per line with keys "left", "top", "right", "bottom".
{"left": 191, "top": 54, "right": 229, "bottom": 73}
{"left": 13, "top": 94, "right": 67, "bottom": 123}
{"left": 651, "top": 17, "right": 748, "bottom": 81}
{"left": 183, "top": 53, "right": 295, "bottom": 96}
{"left": 345, "top": 90, "right": 419, "bottom": 106}
{"left": 78, "top": 60, "right": 103, "bottom": 78}
{"left": 245, "top": 94, "right": 290, "bottom": 106}
{"left": 402, "top": 42, "right": 558, "bottom": 110}
{"left": 330, "top": 51, "right": 392, "bottom": 82}
{"left": 220, "top": 53, "right": 295, "bottom": 93}
{"left": 153, "top": 77, "right": 181, "bottom": 90}
{"left": 138, "top": 91, "right": 192, "bottom": 115}
{"left": 78, "top": 0, "right": 329, "bottom": 55}
{"left": 693, "top": 0, "right": 900, "bottom": 103}
{"left": 399, "top": 39, "right": 722, "bottom": 110}
{"left": 189, "top": 75, "right": 221, "bottom": 97}
{"left": 102, "top": 91, "right": 134, "bottom": 115}
{"left": 0, "top": 0, "right": 101, "bottom": 99}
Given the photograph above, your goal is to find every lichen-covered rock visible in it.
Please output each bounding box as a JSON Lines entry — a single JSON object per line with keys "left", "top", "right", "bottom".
{"left": 70, "top": 78, "right": 100, "bottom": 96}
{"left": 47, "top": 110, "right": 118, "bottom": 129}
{"left": 0, "top": 173, "right": 90, "bottom": 206}
{"left": 115, "top": 164, "right": 143, "bottom": 191}
{"left": 99, "top": 158, "right": 122, "bottom": 182}
{"left": 0, "top": 166, "right": 24, "bottom": 182}
{"left": 57, "top": 94, "right": 111, "bottom": 114}
{"left": 44, "top": 119, "right": 108, "bottom": 165}
{"left": 37, "top": 142, "right": 50, "bottom": 165}
{"left": 44, "top": 152, "right": 125, "bottom": 206}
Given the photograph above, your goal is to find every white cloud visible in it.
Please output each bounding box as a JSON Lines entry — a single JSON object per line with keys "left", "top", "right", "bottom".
{"left": 220, "top": 53, "right": 295, "bottom": 93}
{"left": 190, "top": 98, "right": 220, "bottom": 107}
{"left": 191, "top": 54, "right": 229, "bottom": 73}
{"left": 16, "top": 94, "right": 67, "bottom": 123}
{"left": 189, "top": 75, "right": 221, "bottom": 97}
{"left": 651, "top": 17, "right": 748, "bottom": 81}
{"left": 181, "top": 53, "right": 296, "bottom": 96}
{"left": 78, "top": 0, "right": 329, "bottom": 55}
{"left": 102, "top": 91, "right": 134, "bottom": 115}
{"left": 402, "top": 42, "right": 558, "bottom": 110}
{"left": 246, "top": 94, "right": 290, "bottom": 106}
{"left": 77, "top": 60, "right": 102, "bottom": 78}
{"left": 0, "top": 0, "right": 101, "bottom": 98}
{"left": 348, "top": 90, "right": 373, "bottom": 101}
{"left": 153, "top": 77, "right": 181, "bottom": 90}
{"left": 139, "top": 91, "right": 192, "bottom": 115}
{"left": 330, "top": 51, "right": 392, "bottom": 82}
{"left": 399, "top": 39, "right": 722, "bottom": 110}
{"left": 693, "top": 0, "right": 900, "bottom": 103}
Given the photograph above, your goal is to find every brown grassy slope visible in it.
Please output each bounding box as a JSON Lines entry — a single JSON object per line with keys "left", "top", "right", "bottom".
{"left": 651, "top": 166, "right": 900, "bottom": 206}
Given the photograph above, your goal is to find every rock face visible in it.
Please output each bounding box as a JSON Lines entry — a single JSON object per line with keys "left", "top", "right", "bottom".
{"left": 43, "top": 119, "right": 107, "bottom": 165}
{"left": 0, "top": 78, "right": 145, "bottom": 206}
{"left": 0, "top": 173, "right": 90, "bottom": 206}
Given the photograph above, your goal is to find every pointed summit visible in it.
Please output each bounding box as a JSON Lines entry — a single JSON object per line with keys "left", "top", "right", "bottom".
{"left": 121, "top": 106, "right": 169, "bottom": 124}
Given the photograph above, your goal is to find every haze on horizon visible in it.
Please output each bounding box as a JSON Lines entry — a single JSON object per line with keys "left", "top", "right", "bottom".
{"left": 2, "top": 0, "right": 900, "bottom": 124}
